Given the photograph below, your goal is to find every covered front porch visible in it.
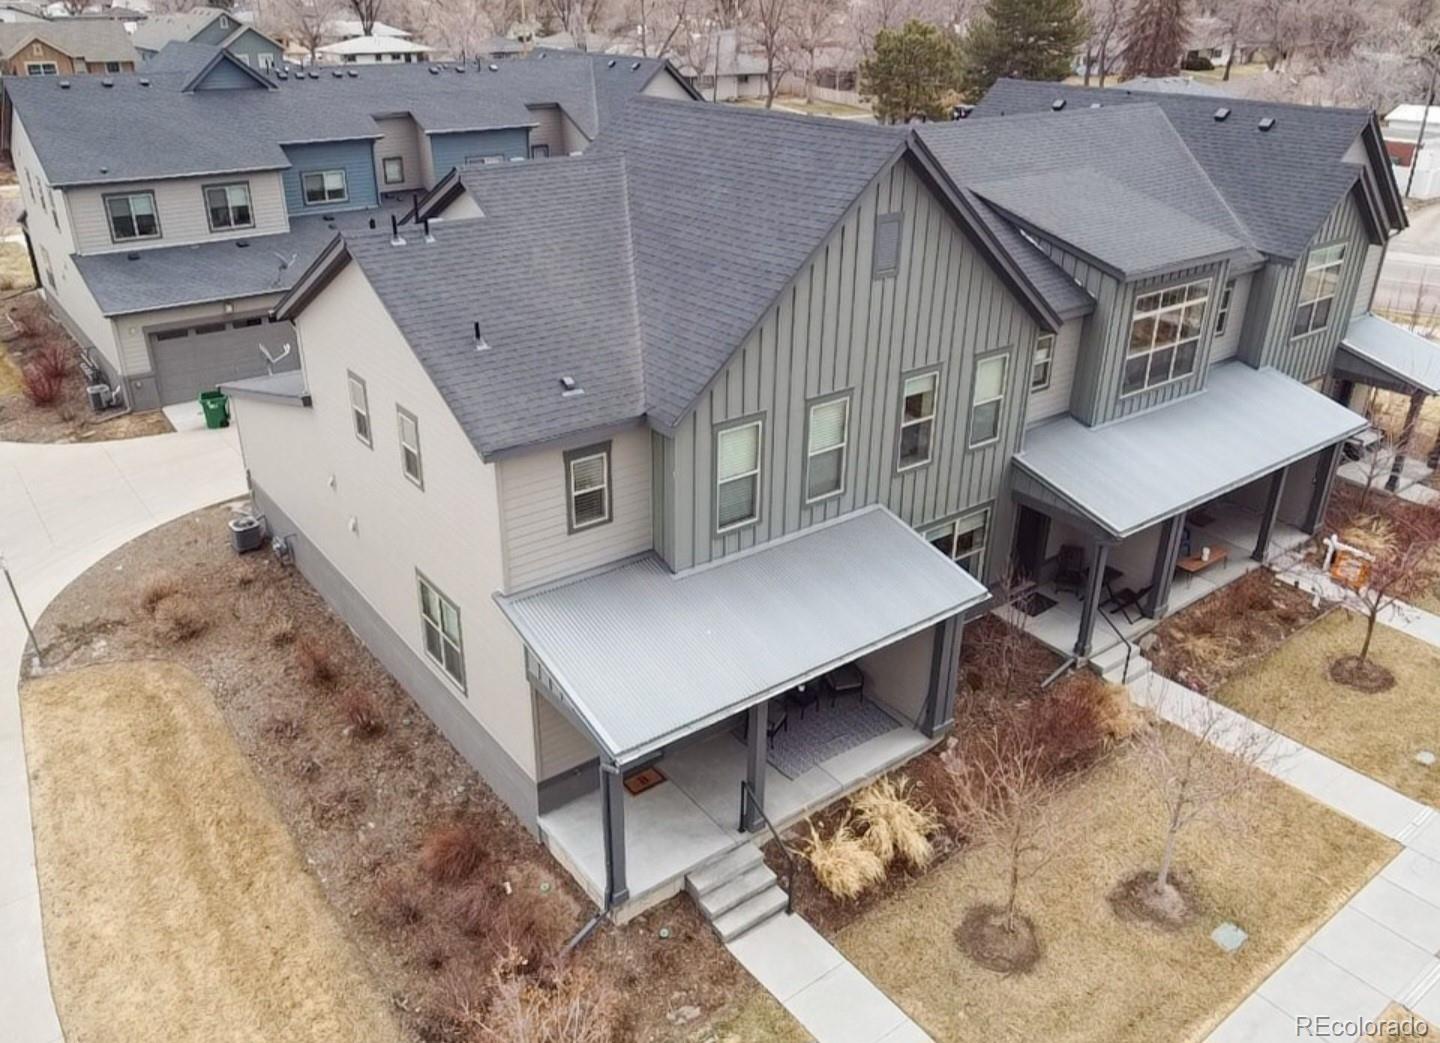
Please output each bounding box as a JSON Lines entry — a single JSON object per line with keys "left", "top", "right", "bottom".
{"left": 496, "top": 507, "right": 987, "bottom": 914}
{"left": 1007, "top": 363, "right": 1364, "bottom": 661}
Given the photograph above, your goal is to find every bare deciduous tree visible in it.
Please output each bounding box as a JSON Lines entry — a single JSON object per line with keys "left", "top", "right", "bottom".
{"left": 348, "top": 0, "right": 385, "bottom": 36}
{"left": 270, "top": 0, "right": 342, "bottom": 62}
{"left": 787, "top": 0, "right": 842, "bottom": 100}
{"left": 1081, "top": 0, "right": 1124, "bottom": 86}
{"left": 751, "top": 0, "right": 795, "bottom": 107}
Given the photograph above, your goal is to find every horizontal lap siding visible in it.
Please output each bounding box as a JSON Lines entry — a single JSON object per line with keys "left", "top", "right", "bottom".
{"left": 281, "top": 140, "right": 379, "bottom": 214}
{"left": 534, "top": 694, "right": 595, "bottom": 778}
{"left": 194, "top": 60, "right": 260, "bottom": 89}
{"left": 114, "top": 292, "right": 283, "bottom": 373}
{"left": 526, "top": 106, "right": 566, "bottom": 157}
{"left": 665, "top": 158, "right": 1038, "bottom": 583}
{"left": 497, "top": 426, "right": 654, "bottom": 592}
{"left": 69, "top": 172, "right": 289, "bottom": 254}
{"left": 1209, "top": 271, "right": 1252, "bottom": 362}
{"left": 1026, "top": 319, "right": 1082, "bottom": 423}
{"left": 427, "top": 128, "right": 530, "bottom": 178}
{"left": 373, "top": 116, "right": 424, "bottom": 192}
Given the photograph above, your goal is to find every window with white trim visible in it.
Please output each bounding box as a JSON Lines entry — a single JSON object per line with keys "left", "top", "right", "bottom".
{"left": 347, "top": 373, "right": 371, "bottom": 445}
{"left": 25, "top": 61, "right": 57, "bottom": 75}
{"left": 925, "top": 508, "right": 990, "bottom": 577}
{"left": 1124, "top": 279, "right": 1208, "bottom": 395}
{"left": 418, "top": 577, "right": 464, "bottom": 688}
{"left": 1214, "top": 279, "right": 1235, "bottom": 336}
{"left": 204, "top": 182, "right": 253, "bottom": 231}
{"left": 105, "top": 191, "right": 160, "bottom": 241}
{"left": 302, "top": 169, "right": 348, "bottom": 205}
{"left": 397, "top": 406, "right": 422, "bottom": 487}
{"left": 1292, "top": 243, "right": 1345, "bottom": 337}
{"left": 970, "top": 353, "right": 1008, "bottom": 447}
{"left": 566, "top": 445, "right": 611, "bottom": 531}
{"left": 805, "top": 397, "right": 849, "bottom": 502}
{"left": 382, "top": 156, "right": 404, "bottom": 184}
{"left": 716, "top": 420, "right": 762, "bottom": 531}
{"left": 898, "top": 372, "right": 937, "bottom": 469}
{"left": 1031, "top": 334, "right": 1054, "bottom": 391}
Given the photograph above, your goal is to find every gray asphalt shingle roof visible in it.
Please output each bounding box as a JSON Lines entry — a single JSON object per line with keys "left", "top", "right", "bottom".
{"left": 129, "top": 5, "right": 225, "bottom": 51}
{"left": 0, "top": 19, "right": 137, "bottom": 62}
{"left": 343, "top": 155, "right": 645, "bottom": 458}
{"left": 975, "top": 78, "right": 1377, "bottom": 260}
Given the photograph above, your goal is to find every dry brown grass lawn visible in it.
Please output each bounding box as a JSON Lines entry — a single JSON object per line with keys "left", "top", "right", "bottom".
{"left": 701, "top": 992, "right": 815, "bottom": 1043}
{"left": 0, "top": 240, "right": 34, "bottom": 290}
{"left": 22, "top": 660, "right": 403, "bottom": 1043}
{"left": 1362, "top": 1003, "right": 1437, "bottom": 1039}
{"left": 1214, "top": 611, "right": 1440, "bottom": 806}
{"left": 832, "top": 736, "right": 1392, "bottom": 1043}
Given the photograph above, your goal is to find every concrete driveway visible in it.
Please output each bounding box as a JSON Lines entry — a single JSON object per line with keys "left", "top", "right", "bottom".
{"left": 0, "top": 427, "right": 246, "bottom": 1043}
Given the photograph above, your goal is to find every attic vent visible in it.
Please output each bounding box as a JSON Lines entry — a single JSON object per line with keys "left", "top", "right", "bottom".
{"left": 607, "top": 58, "right": 616, "bottom": 67}
{"left": 428, "top": 66, "right": 440, "bottom": 74}
{"left": 139, "top": 77, "right": 150, "bottom": 86}
{"left": 58, "top": 80, "right": 70, "bottom": 89}
{"left": 307, "top": 70, "right": 319, "bottom": 79}
{"left": 331, "top": 69, "right": 343, "bottom": 77}
{"left": 455, "top": 64, "right": 465, "bottom": 72}
{"left": 1213, "top": 106, "right": 1231, "bottom": 121}
{"left": 1258, "top": 116, "right": 1276, "bottom": 132}
{"left": 559, "top": 376, "right": 583, "bottom": 397}
{"left": 101, "top": 77, "right": 114, "bottom": 88}
{"left": 125, "top": 252, "right": 139, "bottom": 261}
{"left": 236, "top": 240, "right": 249, "bottom": 248}
{"left": 1089, "top": 102, "right": 1100, "bottom": 108}
{"left": 99, "top": 165, "right": 108, "bottom": 174}
{"left": 277, "top": 70, "right": 288, "bottom": 80}
{"left": 630, "top": 61, "right": 641, "bottom": 71}
{"left": 1050, "top": 97, "right": 1065, "bottom": 110}
{"left": 346, "top": 69, "right": 358, "bottom": 77}
{"left": 488, "top": 63, "right": 498, "bottom": 71}
{"left": 538, "top": 51, "right": 547, "bottom": 59}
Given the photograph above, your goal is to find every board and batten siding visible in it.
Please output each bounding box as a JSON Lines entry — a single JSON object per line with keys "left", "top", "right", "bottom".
{"left": 496, "top": 425, "right": 653, "bottom": 592}
{"left": 655, "top": 156, "right": 1039, "bottom": 581}
{"left": 372, "top": 116, "right": 424, "bottom": 192}
{"left": 280, "top": 140, "right": 379, "bottom": 214}
{"left": 1026, "top": 319, "right": 1081, "bottom": 423}
{"left": 68, "top": 171, "right": 289, "bottom": 254}
{"left": 1209, "top": 270, "right": 1253, "bottom": 362}
{"left": 1239, "top": 189, "right": 1373, "bottom": 382}
{"left": 427, "top": 127, "right": 531, "bottom": 179}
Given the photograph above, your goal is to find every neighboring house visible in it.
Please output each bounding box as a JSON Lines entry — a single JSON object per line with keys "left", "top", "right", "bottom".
{"left": 315, "top": 35, "right": 431, "bottom": 65}
{"left": 0, "top": 2, "right": 47, "bottom": 23}
{"left": 3, "top": 45, "right": 697, "bottom": 412}
{"left": 130, "top": 5, "right": 282, "bottom": 69}
{"left": 0, "top": 18, "right": 135, "bottom": 75}
{"left": 1381, "top": 103, "right": 1440, "bottom": 198}
{"left": 677, "top": 28, "right": 768, "bottom": 101}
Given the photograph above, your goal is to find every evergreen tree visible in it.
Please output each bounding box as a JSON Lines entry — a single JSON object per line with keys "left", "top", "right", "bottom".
{"left": 1122, "top": 0, "right": 1190, "bottom": 78}
{"left": 958, "top": 0, "right": 1087, "bottom": 100}
{"left": 860, "top": 20, "right": 963, "bottom": 124}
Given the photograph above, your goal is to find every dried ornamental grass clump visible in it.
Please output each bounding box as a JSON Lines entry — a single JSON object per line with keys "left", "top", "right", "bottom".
{"left": 851, "top": 775, "right": 939, "bottom": 869}
{"left": 137, "top": 570, "right": 181, "bottom": 616}
{"left": 802, "top": 816, "right": 886, "bottom": 900}
{"left": 420, "top": 822, "right": 486, "bottom": 884}
{"left": 153, "top": 594, "right": 208, "bottom": 642}
{"left": 294, "top": 634, "right": 339, "bottom": 686}
{"left": 340, "top": 688, "right": 385, "bottom": 738}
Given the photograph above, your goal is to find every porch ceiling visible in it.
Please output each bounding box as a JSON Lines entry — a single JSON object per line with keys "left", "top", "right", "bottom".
{"left": 495, "top": 506, "right": 986, "bottom": 766}
{"left": 1338, "top": 313, "right": 1440, "bottom": 396}
{"left": 1013, "top": 362, "right": 1366, "bottom": 539}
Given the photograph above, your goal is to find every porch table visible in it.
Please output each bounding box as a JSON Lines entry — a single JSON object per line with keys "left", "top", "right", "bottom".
{"left": 1175, "top": 545, "right": 1229, "bottom": 578}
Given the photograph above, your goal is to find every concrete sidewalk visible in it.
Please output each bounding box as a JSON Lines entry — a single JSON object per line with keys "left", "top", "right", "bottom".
{"left": 0, "top": 429, "right": 246, "bottom": 1043}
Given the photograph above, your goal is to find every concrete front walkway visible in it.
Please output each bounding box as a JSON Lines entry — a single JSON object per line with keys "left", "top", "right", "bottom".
{"left": 727, "top": 911, "right": 933, "bottom": 1043}
{"left": 0, "top": 429, "right": 246, "bottom": 1043}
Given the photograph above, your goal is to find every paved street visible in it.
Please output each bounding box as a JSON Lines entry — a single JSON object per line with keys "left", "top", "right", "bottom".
{"left": 0, "top": 428, "right": 246, "bottom": 1043}
{"left": 1376, "top": 204, "right": 1440, "bottom": 317}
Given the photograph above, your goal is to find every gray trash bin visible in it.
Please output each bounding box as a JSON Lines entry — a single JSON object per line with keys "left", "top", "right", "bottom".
{"left": 228, "top": 515, "right": 265, "bottom": 554}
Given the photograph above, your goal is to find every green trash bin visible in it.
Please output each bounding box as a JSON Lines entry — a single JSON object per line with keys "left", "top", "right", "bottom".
{"left": 198, "top": 389, "right": 230, "bottom": 429}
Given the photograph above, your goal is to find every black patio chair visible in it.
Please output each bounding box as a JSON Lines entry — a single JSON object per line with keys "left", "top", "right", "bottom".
{"left": 1054, "top": 544, "right": 1087, "bottom": 597}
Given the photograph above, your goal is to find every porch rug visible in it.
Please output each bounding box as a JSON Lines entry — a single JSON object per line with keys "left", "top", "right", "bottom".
{"left": 766, "top": 699, "right": 901, "bottom": 780}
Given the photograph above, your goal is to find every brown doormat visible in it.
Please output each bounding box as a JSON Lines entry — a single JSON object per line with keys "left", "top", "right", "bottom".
{"left": 623, "top": 766, "right": 666, "bottom": 795}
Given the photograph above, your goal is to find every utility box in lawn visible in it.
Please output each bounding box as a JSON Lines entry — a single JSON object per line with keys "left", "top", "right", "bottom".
{"left": 199, "top": 390, "right": 230, "bottom": 429}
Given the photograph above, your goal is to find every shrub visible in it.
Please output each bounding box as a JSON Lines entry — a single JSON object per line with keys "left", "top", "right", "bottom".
{"left": 137, "top": 570, "right": 180, "bottom": 616}
{"left": 375, "top": 868, "right": 425, "bottom": 927}
{"left": 340, "top": 688, "right": 385, "bottom": 738}
{"left": 34, "top": 339, "right": 70, "bottom": 381}
{"left": 851, "top": 775, "right": 939, "bottom": 869}
{"left": 154, "top": 594, "right": 208, "bottom": 642}
{"left": 20, "top": 364, "right": 61, "bottom": 406}
{"left": 294, "top": 634, "right": 338, "bottom": 686}
{"left": 1024, "top": 672, "right": 1134, "bottom": 776}
{"left": 420, "top": 822, "right": 485, "bottom": 884}
{"left": 802, "top": 816, "right": 886, "bottom": 900}
{"left": 265, "top": 615, "right": 296, "bottom": 648}
{"left": 469, "top": 962, "right": 619, "bottom": 1043}
{"left": 451, "top": 880, "right": 495, "bottom": 937}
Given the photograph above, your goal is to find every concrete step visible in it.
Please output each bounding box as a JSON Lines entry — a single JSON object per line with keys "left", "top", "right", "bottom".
{"left": 698, "top": 862, "right": 778, "bottom": 920}
{"left": 686, "top": 843, "right": 764, "bottom": 898}
{"left": 1089, "top": 642, "right": 1128, "bottom": 675}
{"left": 1123, "top": 655, "right": 1152, "bottom": 685}
{"left": 713, "top": 884, "right": 788, "bottom": 942}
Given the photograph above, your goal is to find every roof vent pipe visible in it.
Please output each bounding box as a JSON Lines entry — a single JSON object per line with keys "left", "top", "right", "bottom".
{"left": 474, "top": 321, "right": 489, "bottom": 351}
{"left": 1050, "top": 97, "right": 1065, "bottom": 110}
{"left": 390, "top": 214, "right": 406, "bottom": 246}
{"left": 368, "top": 217, "right": 376, "bottom": 229}
{"left": 1213, "top": 106, "right": 1231, "bottom": 121}
{"left": 1258, "top": 116, "right": 1276, "bottom": 132}
{"left": 423, "top": 217, "right": 434, "bottom": 243}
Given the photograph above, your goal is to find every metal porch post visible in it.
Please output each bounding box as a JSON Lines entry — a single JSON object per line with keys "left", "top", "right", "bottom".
{"left": 921, "top": 616, "right": 962, "bottom": 738}
{"left": 741, "top": 700, "right": 768, "bottom": 833}
{"left": 1303, "top": 443, "right": 1341, "bottom": 535}
{"left": 1253, "top": 466, "right": 1288, "bottom": 563}
{"left": 1144, "top": 514, "right": 1185, "bottom": 619}
{"left": 1387, "top": 389, "right": 1427, "bottom": 492}
{"left": 599, "top": 759, "right": 628, "bottom": 907}
{"left": 1074, "top": 540, "right": 1110, "bottom": 659}
{"left": 1430, "top": 419, "right": 1440, "bottom": 470}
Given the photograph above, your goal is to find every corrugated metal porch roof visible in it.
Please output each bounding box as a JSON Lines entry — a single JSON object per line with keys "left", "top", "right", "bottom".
{"left": 1013, "top": 362, "right": 1367, "bottom": 539}
{"left": 1338, "top": 313, "right": 1440, "bottom": 396}
{"left": 495, "top": 506, "right": 987, "bottom": 765}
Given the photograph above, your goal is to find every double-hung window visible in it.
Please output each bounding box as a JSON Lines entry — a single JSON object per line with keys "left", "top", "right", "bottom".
{"left": 418, "top": 576, "right": 464, "bottom": 687}
{"left": 925, "top": 508, "right": 990, "bottom": 577}
{"left": 397, "top": 406, "right": 423, "bottom": 487}
{"left": 25, "top": 62, "right": 57, "bottom": 75}
{"left": 716, "top": 419, "right": 762, "bottom": 531}
{"left": 1124, "top": 279, "right": 1208, "bottom": 395}
{"left": 382, "top": 156, "right": 405, "bottom": 185}
{"left": 302, "top": 169, "right": 348, "bottom": 205}
{"left": 566, "top": 444, "right": 611, "bottom": 531}
{"left": 1214, "top": 279, "right": 1236, "bottom": 337}
{"left": 1031, "top": 334, "right": 1054, "bottom": 391}
{"left": 348, "top": 373, "right": 371, "bottom": 446}
{"left": 1293, "top": 243, "right": 1345, "bottom": 337}
{"left": 898, "top": 372, "right": 937, "bottom": 470}
{"left": 204, "top": 182, "right": 253, "bottom": 231}
{"left": 970, "top": 353, "right": 1008, "bottom": 447}
{"left": 105, "top": 191, "right": 160, "bottom": 242}
{"left": 805, "top": 397, "right": 848, "bottom": 502}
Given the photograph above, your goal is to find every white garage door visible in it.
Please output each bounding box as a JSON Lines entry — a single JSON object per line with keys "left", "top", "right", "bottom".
{"left": 148, "top": 315, "right": 299, "bottom": 406}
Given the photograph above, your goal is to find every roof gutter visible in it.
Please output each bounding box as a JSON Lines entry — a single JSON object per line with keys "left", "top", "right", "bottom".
{"left": 272, "top": 233, "right": 350, "bottom": 322}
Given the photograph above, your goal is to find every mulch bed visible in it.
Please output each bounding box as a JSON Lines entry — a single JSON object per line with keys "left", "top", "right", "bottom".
{"left": 25, "top": 504, "right": 759, "bottom": 1043}
{"left": 1146, "top": 570, "right": 1328, "bottom": 694}
{"left": 954, "top": 903, "right": 1042, "bottom": 974}
{"left": 1107, "top": 869, "right": 1199, "bottom": 931}
{"left": 1329, "top": 654, "right": 1397, "bottom": 693}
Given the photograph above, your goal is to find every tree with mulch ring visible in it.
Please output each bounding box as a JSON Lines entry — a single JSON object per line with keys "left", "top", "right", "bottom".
{"left": 1328, "top": 655, "right": 1396, "bottom": 693}
{"left": 955, "top": 902, "right": 1041, "bottom": 973}
{"left": 1108, "top": 868, "right": 1198, "bottom": 929}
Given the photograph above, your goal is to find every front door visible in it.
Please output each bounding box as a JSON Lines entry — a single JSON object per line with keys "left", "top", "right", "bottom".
{"left": 1012, "top": 505, "right": 1050, "bottom": 583}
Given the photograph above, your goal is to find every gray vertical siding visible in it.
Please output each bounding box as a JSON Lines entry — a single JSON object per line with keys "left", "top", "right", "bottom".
{"left": 1239, "top": 189, "right": 1371, "bottom": 383}
{"left": 656, "top": 156, "right": 1039, "bottom": 582}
